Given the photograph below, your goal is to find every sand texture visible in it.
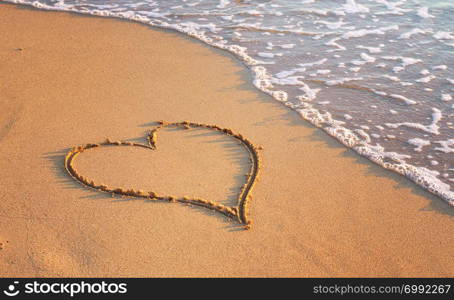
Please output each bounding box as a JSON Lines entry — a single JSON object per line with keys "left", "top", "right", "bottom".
{"left": 1, "top": 4, "right": 454, "bottom": 277}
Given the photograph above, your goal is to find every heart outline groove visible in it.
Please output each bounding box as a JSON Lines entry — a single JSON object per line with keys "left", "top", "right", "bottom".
{"left": 64, "top": 121, "right": 261, "bottom": 230}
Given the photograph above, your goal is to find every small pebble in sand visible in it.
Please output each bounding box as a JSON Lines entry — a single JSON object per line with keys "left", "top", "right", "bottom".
{"left": 0, "top": 241, "right": 7, "bottom": 250}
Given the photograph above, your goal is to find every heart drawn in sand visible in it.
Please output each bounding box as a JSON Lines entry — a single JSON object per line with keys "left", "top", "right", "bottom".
{"left": 64, "top": 121, "right": 261, "bottom": 230}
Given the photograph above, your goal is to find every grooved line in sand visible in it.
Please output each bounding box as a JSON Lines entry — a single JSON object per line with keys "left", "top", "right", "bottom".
{"left": 64, "top": 121, "right": 262, "bottom": 230}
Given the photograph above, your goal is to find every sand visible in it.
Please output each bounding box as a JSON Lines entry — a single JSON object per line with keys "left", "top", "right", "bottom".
{"left": 1, "top": 3, "right": 454, "bottom": 277}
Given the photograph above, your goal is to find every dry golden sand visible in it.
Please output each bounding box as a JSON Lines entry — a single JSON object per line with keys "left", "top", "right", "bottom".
{"left": 1, "top": 3, "right": 454, "bottom": 277}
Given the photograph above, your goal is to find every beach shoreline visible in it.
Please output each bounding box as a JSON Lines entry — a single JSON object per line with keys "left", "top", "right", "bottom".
{"left": 1, "top": 3, "right": 454, "bottom": 277}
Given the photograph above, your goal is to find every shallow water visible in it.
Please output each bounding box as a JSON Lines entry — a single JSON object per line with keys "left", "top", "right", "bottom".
{"left": 6, "top": 0, "right": 454, "bottom": 204}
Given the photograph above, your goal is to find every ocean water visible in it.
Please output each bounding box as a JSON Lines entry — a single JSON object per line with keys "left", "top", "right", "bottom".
{"left": 6, "top": 0, "right": 454, "bottom": 204}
